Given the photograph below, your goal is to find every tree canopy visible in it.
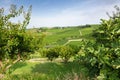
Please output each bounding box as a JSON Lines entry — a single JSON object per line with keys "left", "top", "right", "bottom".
{"left": 0, "top": 4, "right": 36, "bottom": 74}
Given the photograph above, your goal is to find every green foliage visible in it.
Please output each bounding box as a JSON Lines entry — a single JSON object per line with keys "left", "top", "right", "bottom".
{"left": 74, "top": 40, "right": 100, "bottom": 77}
{"left": 0, "top": 4, "right": 32, "bottom": 59}
{"left": 59, "top": 46, "right": 74, "bottom": 63}
{"left": 0, "top": 5, "right": 44, "bottom": 75}
{"left": 46, "top": 46, "right": 60, "bottom": 61}
{"left": 77, "top": 6, "right": 120, "bottom": 79}
{"left": 92, "top": 6, "right": 120, "bottom": 80}
{"left": 45, "top": 45, "right": 75, "bottom": 62}
{"left": 69, "top": 45, "right": 80, "bottom": 54}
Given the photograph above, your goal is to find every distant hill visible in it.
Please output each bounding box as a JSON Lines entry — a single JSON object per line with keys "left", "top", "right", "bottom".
{"left": 27, "top": 24, "right": 100, "bottom": 46}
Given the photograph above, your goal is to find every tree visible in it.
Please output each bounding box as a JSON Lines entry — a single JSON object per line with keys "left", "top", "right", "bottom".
{"left": 46, "top": 46, "right": 60, "bottom": 61}
{"left": 59, "top": 46, "right": 74, "bottom": 63}
{"left": 92, "top": 6, "right": 120, "bottom": 79}
{"left": 0, "top": 4, "right": 33, "bottom": 74}
{"left": 77, "top": 6, "right": 120, "bottom": 79}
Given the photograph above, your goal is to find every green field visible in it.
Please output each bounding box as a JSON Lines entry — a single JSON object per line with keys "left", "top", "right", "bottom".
{"left": 40, "top": 24, "right": 99, "bottom": 46}
{"left": 4, "top": 61, "right": 91, "bottom": 80}
{"left": 28, "top": 24, "right": 99, "bottom": 58}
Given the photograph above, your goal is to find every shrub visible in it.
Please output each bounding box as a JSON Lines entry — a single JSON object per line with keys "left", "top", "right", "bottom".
{"left": 59, "top": 46, "right": 74, "bottom": 63}
{"left": 92, "top": 6, "right": 120, "bottom": 80}
{"left": 69, "top": 45, "right": 80, "bottom": 54}
{"left": 46, "top": 46, "right": 60, "bottom": 61}
{"left": 77, "top": 6, "right": 120, "bottom": 79}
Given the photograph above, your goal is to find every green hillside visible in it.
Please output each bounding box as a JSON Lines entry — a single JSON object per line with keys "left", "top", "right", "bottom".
{"left": 27, "top": 24, "right": 99, "bottom": 46}
{"left": 42, "top": 24, "right": 99, "bottom": 45}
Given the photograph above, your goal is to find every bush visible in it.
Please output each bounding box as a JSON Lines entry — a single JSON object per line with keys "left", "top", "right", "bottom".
{"left": 59, "top": 46, "right": 74, "bottom": 63}
{"left": 77, "top": 6, "right": 120, "bottom": 79}
{"left": 69, "top": 45, "right": 80, "bottom": 54}
{"left": 46, "top": 46, "right": 60, "bottom": 61}
{"left": 92, "top": 6, "right": 120, "bottom": 80}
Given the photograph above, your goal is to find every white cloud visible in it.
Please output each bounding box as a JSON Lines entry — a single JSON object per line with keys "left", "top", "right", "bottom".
{"left": 1, "top": 0, "right": 119, "bottom": 28}
{"left": 28, "top": 2, "right": 119, "bottom": 28}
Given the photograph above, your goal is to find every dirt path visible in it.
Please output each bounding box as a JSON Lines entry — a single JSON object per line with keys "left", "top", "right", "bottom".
{"left": 63, "top": 39, "right": 82, "bottom": 46}
{"left": 28, "top": 58, "right": 63, "bottom": 63}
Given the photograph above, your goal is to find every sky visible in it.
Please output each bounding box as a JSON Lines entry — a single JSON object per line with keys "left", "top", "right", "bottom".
{"left": 0, "top": 0, "right": 120, "bottom": 28}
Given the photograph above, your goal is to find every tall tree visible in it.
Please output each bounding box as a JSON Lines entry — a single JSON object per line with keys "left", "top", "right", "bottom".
{"left": 92, "top": 6, "right": 120, "bottom": 79}
{"left": 0, "top": 4, "right": 34, "bottom": 74}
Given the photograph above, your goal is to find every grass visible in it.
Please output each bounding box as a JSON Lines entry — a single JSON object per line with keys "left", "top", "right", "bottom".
{"left": 28, "top": 25, "right": 99, "bottom": 60}
{"left": 27, "top": 24, "right": 99, "bottom": 46}
{"left": 42, "top": 25, "right": 99, "bottom": 45}
{"left": 4, "top": 61, "right": 90, "bottom": 80}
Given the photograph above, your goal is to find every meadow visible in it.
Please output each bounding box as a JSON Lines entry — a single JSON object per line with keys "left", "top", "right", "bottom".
{"left": 4, "top": 61, "right": 90, "bottom": 80}
{"left": 39, "top": 24, "right": 99, "bottom": 45}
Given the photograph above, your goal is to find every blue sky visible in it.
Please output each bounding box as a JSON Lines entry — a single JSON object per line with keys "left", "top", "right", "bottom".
{"left": 0, "top": 0, "right": 120, "bottom": 28}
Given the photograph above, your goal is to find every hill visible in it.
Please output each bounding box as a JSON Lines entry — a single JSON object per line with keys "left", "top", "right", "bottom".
{"left": 27, "top": 24, "right": 100, "bottom": 46}
{"left": 43, "top": 24, "right": 99, "bottom": 45}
